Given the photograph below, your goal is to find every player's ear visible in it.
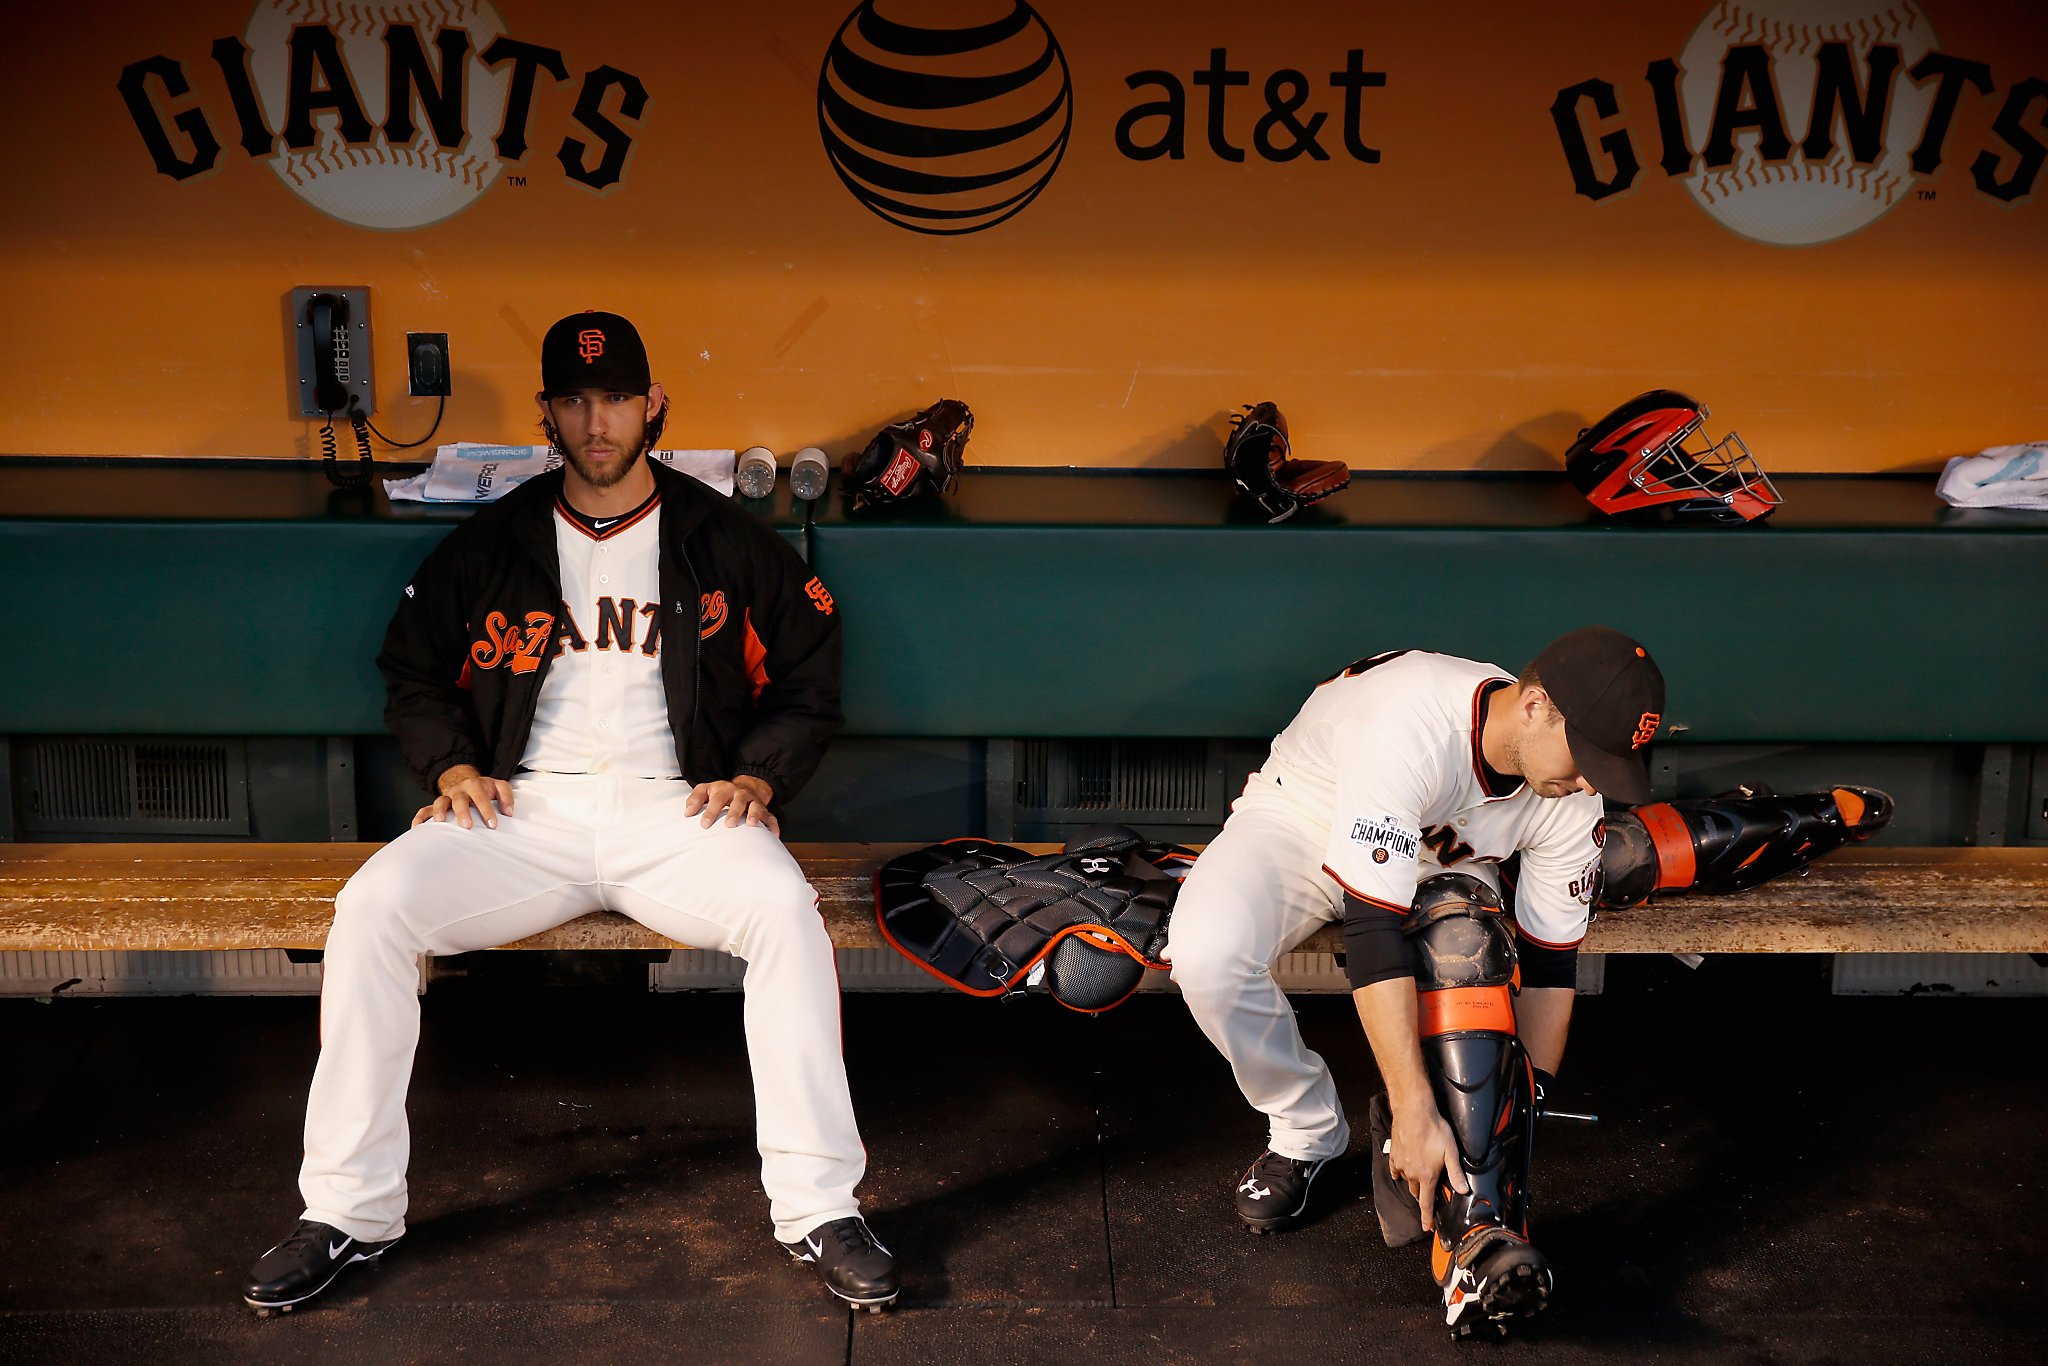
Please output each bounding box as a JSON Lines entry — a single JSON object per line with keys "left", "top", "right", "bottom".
{"left": 645, "top": 384, "right": 667, "bottom": 422}
{"left": 1520, "top": 685, "right": 1555, "bottom": 726}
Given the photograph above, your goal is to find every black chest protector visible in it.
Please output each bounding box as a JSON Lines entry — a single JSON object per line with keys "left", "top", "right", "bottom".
{"left": 875, "top": 827, "right": 1195, "bottom": 1012}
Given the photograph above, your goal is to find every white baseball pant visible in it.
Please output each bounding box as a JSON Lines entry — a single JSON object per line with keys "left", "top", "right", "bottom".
{"left": 1165, "top": 768, "right": 1353, "bottom": 1162}
{"left": 298, "top": 771, "right": 865, "bottom": 1245}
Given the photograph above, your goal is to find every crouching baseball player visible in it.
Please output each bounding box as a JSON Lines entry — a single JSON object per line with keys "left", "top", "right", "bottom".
{"left": 244, "top": 312, "right": 896, "bottom": 1314}
{"left": 1165, "top": 629, "right": 1664, "bottom": 1338}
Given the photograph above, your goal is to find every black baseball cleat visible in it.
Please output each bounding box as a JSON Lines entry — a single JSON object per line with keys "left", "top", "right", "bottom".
{"left": 242, "top": 1219, "right": 399, "bottom": 1314}
{"left": 780, "top": 1216, "right": 899, "bottom": 1311}
{"left": 1233, "top": 1149, "right": 1331, "bottom": 1232}
{"left": 1433, "top": 1224, "right": 1553, "bottom": 1340}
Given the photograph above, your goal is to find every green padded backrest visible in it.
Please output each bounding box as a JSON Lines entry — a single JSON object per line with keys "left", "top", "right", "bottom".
{"left": 0, "top": 461, "right": 805, "bottom": 734}
{"left": 807, "top": 473, "right": 2048, "bottom": 743}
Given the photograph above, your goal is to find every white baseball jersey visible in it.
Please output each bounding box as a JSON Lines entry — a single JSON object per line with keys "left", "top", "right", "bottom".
{"left": 519, "top": 495, "right": 682, "bottom": 778}
{"left": 1264, "top": 649, "right": 1602, "bottom": 949}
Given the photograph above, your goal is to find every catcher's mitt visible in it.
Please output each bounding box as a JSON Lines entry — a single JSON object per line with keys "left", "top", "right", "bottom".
{"left": 1226, "top": 401, "right": 1350, "bottom": 522}
{"left": 842, "top": 399, "right": 974, "bottom": 511}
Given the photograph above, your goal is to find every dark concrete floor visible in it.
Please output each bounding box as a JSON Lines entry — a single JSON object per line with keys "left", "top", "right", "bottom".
{"left": 1, "top": 954, "right": 2040, "bottom": 1363}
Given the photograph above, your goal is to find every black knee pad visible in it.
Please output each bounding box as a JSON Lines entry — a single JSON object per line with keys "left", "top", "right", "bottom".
{"left": 1403, "top": 874, "right": 1533, "bottom": 1243}
{"left": 1406, "top": 873, "right": 1516, "bottom": 994}
{"left": 1598, "top": 785, "right": 1894, "bottom": 909}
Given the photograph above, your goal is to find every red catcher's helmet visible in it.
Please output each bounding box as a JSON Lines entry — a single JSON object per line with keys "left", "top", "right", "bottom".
{"left": 1566, "top": 390, "right": 1780, "bottom": 525}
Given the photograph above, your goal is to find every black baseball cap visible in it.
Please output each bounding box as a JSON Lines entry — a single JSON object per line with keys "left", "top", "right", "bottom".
{"left": 541, "top": 311, "right": 650, "bottom": 397}
{"left": 1529, "top": 626, "right": 1665, "bottom": 805}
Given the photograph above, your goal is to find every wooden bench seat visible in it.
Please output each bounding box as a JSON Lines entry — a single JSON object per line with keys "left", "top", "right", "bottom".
{"left": 3, "top": 843, "right": 2045, "bottom": 958}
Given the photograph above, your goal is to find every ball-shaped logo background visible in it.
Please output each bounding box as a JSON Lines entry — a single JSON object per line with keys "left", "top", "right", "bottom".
{"left": 818, "top": 0, "right": 1073, "bottom": 235}
{"left": 246, "top": 0, "right": 511, "bottom": 231}
{"left": 1680, "top": 0, "right": 1938, "bottom": 246}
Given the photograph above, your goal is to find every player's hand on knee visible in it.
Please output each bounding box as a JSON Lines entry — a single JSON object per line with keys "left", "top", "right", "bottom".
{"left": 415, "top": 765, "right": 515, "bottom": 830}
{"left": 685, "top": 776, "right": 780, "bottom": 836}
{"left": 1388, "top": 1103, "right": 1469, "bottom": 1232}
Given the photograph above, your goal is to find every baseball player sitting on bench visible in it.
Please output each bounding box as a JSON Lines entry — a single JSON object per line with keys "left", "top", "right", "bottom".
{"left": 244, "top": 311, "right": 897, "bottom": 1315}
{"left": 1165, "top": 628, "right": 1663, "bottom": 1338}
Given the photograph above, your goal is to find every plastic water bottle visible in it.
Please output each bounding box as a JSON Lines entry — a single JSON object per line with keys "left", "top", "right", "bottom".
{"left": 735, "top": 445, "right": 777, "bottom": 500}
{"left": 790, "top": 446, "right": 829, "bottom": 502}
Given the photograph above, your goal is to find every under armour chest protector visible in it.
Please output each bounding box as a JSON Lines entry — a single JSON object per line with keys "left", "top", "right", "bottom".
{"left": 875, "top": 827, "right": 1194, "bottom": 1013}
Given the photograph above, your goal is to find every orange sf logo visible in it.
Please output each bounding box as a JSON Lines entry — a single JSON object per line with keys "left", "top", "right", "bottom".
{"left": 699, "top": 590, "right": 729, "bottom": 639}
{"left": 1631, "top": 711, "right": 1661, "bottom": 749}
{"left": 804, "top": 576, "right": 835, "bottom": 615}
{"left": 577, "top": 328, "right": 605, "bottom": 361}
{"left": 471, "top": 610, "right": 556, "bottom": 675}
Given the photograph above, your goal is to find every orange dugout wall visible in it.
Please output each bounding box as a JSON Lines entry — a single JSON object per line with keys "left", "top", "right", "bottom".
{"left": 2, "top": 0, "right": 2042, "bottom": 471}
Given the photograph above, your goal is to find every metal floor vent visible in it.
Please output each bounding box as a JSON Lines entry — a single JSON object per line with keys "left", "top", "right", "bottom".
{"left": 1014, "top": 738, "right": 1217, "bottom": 822}
{"left": 17, "top": 738, "right": 250, "bottom": 836}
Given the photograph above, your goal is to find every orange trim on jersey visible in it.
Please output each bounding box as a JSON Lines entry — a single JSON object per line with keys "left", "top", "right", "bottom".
{"left": 1417, "top": 984, "right": 1517, "bottom": 1038}
{"left": 554, "top": 493, "right": 661, "bottom": 541}
{"left": 1468, "top": 680, "right": 1489, "bottom": 788}
{"left": 1511, "top": 923, "right": 1585, "bottom": 951}
{"left": 1322, "top": 865, "right": 1409, "bottom": 915}
{"left": 1469, "top": 677, "right": 1525, "bottom": 801}
{"left": 1636, "top": 802, "right": 1698, "bottom": 889}
{"left": 741, "top": 609, "right": 770, "bottom": 703}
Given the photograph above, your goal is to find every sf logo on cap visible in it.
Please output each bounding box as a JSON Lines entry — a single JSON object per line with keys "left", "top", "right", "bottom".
{"left": 577, "top": 328, "right": 606, "bottom": 362}
{"left": 1632, "top": 712, "right": 1661, "bottom": 749}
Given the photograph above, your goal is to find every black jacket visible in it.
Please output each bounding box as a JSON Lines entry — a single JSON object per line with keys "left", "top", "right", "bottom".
{"left": 377, "top": 458, "right": 842, "bottom": 803}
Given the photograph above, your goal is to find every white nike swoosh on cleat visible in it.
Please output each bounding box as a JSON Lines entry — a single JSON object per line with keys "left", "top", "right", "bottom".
{"left": 328, "top": 1238, "right": 352, "bottom": 1260}
{"left": 805, "top": 1235, "right": 824, "bottom": 1258}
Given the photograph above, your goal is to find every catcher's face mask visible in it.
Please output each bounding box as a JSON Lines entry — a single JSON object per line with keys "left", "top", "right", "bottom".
{"left": 1567, "top": 390, "right": 1779, "bottom": 525}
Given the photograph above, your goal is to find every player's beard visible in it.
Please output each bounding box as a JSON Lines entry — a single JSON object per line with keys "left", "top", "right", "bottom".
{"left": 543, "top": 409, "right": 663, "bottom": 490}
{"left": 564, "top": 438, "right": 643, "bottom": 490}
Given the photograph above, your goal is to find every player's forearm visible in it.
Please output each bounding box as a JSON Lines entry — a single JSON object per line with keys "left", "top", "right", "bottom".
{"left": 1352, "top": 978, "right": 1435, "bottom": 1115}
{"left": 1515, "top": 987, "right": 1574, "bottom": 1075}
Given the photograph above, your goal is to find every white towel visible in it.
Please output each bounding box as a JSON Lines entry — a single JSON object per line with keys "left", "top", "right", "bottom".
{"left": 1936, "top": 442, "right": 2048, "bottom": 510}
{"left": 384, "top": 443, "right": 736, "bottom": 502}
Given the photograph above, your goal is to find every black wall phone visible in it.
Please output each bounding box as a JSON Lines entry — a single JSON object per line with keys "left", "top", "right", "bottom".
{"left": 291, "top": 287, "right": 376, "bottom": 488}
{"left": 289, "top": 287, "right": 445, "bottom": 488}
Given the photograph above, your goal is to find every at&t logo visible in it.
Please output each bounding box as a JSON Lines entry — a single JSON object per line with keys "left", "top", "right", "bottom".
{"left": 1551, "top": 0, "right": 2045, "bottom": 245}
{"left": 818, "top": 0, "right": 1073, "bottom": 235}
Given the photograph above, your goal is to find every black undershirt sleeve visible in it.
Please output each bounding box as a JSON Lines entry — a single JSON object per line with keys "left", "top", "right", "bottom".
{"left": 1515, "top": 934, "right": 1579, "bottom": 990}
{"left": 1342, "top": 894, "right": 1413, "bottom": 990}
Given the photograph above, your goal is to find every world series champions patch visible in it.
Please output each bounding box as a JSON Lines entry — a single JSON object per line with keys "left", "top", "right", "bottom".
{"left": 1348, "top": 814, "right": 1420, "bottom": 863}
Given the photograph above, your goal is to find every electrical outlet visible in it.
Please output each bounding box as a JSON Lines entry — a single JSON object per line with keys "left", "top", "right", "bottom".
{"left": 407, "top": 333, "right": 451, "bottom": 397}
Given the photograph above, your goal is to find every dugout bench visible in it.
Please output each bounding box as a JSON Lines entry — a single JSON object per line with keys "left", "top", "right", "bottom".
{"left": 1, "top": 459, "right": 2045, "bottom": 984}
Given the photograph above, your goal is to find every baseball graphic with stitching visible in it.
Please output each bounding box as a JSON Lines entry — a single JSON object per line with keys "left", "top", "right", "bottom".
{"left": 1680, "top": 0, "right": 1938, "bottom": 246}
{"left": 246, "top": 0, "right": 511, "bottom": 231}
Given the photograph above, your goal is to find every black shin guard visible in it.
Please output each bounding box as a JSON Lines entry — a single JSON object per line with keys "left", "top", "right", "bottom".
{"left": 1404, "top": 874, "right": 1553, "bottom": 1336}
{"left": 1599, "top": 784, "right": 1894, "bottom": 909}
{"left": 1403, "top": 875, "right": 1535, "bottom": 1247}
